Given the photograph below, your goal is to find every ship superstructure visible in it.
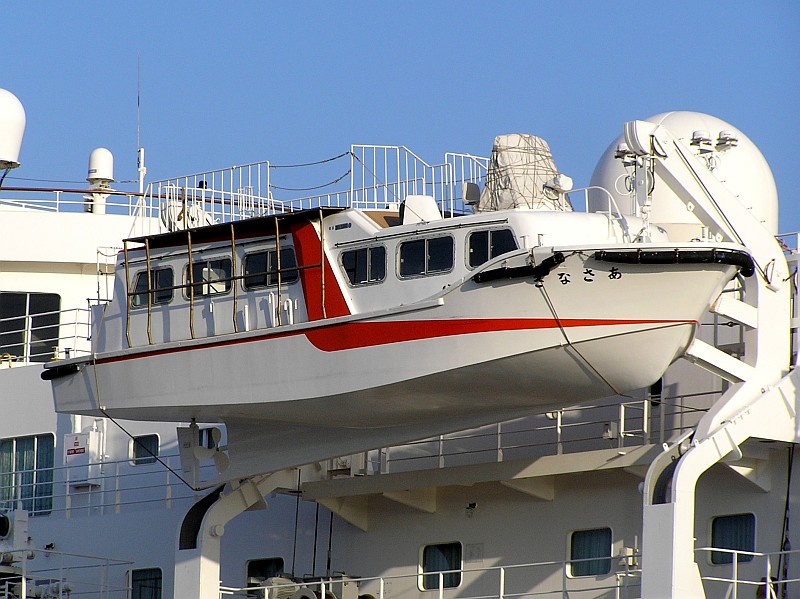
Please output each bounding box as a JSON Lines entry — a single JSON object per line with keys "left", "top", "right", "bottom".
{"left": 1, "top": 85, "right": 797, "bottom": 599}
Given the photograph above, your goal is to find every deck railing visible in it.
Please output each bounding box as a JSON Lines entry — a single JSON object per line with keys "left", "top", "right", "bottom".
{"left": 0, "top": 548, "right": 132, "bottom": 599}
{"left": 0, "top": 307, "right": 92, "bottom": 365}
{"left": 220, "top": 547, "right": 800, "bottom": 599}
{"left": 220, "top": 555, "right": 643, "bottom": 599}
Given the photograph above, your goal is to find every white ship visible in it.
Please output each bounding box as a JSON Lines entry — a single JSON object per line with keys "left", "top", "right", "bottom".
{"left": 2, "top": 86, "right": 798, "bottom": 599}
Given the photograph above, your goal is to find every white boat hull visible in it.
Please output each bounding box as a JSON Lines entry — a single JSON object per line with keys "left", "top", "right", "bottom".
{"left": 49, "top": 247, "right": 739, "bottom": 428}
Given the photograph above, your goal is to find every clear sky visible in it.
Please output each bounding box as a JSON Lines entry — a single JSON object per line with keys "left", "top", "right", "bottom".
{"left": 4, "top": 2, "right": 799, "bottom": 229}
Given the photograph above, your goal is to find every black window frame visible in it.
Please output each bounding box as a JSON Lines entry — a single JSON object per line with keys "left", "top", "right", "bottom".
{"left": 131, "top": 267, "right": 175, "bottom": 308}
{"left": 341, "top": 245, "right": 387, "bottom": 286}
{"left": 246, "top": 557, "right": 285, "bottom": 596}
{"left": 399, "top": 235, "right": 455, "bottom": 279}
{"left": 0, "top": 292, "right": 61, "bottom": 363}
{"left": 569, "top": 527, "right": 613, "bottom": 577}
{"left": 0, "top": 433, "right": 55, "bottom": 516}
{"left": 132, "top": 434, "right": 159, "bottom": 466}
{"left": 710, "top": 513, "right": 756, "bottom": 565}
{"left": 419, "top": 541, "right": 462, "bottom": 590}
{"left": 467, "top": 228, "right": 518, "bottom": 268}
{"left": 243, "top": 248, "right": 299, "bottom": 290}
{"left": 130, "top": 567, "right": 162, "bottom": 599}
{"left": 185, "top": 257, "right": 233, "bottom": 298}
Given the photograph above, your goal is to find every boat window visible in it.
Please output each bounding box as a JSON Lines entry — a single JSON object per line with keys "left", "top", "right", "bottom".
{"left": 0, "top": 292, "right": 61, "bottom": 363}
{"left": 186, "top": 258, "right": 232, "bottom": 297}
{"left": 710, "top": 513, "right": 755, "bottom": 564}
{"left": 467, "top": 228, "right": 518, "bottom": 268}
{"left": 419, "top": 542, "right": 462, "bottom": 590}
{"left": 341, "top": 246, "right": 386, "bottom": 286}
{"left": 132, "top": 434, "right": 159, "bottom": 465}
{"left": 0, "top": 433, "right": 54, "bottom": 516}
{"left": 246, "top": 557, "right": 285, "bottom": 592}
{"left": 243, "top": 248, "right": 299, "bottom": 289}
{"left": 569, "top": 527, "right": 612, "bottom": 576}
{"left": 131, "top": 568, "right": 162, "bottom": 599}
{"left": 131, "top": 268, "right": 174, "bottom": 308}
{"left": 399, "top": 236, "right": 454, "bottom": 278}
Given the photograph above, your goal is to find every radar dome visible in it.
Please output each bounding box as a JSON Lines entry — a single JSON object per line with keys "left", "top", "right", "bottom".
{"left": 588, "top": 112, "right": 778, "bottom": 237}
{"left": 87, "top": 147, "right": 114, "bottom": 185}
{"left": 0, "top": 89, "right": 26, "bottom": 169}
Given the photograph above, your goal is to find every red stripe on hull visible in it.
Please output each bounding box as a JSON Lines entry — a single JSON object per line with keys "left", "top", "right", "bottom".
{"left": 89, "top": 317, "right": 693, "bottom": 365}
{"left": 304, "top": 318, "right": 693, "bottom": 351}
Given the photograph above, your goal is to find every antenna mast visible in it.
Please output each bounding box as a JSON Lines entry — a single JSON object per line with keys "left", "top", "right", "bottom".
{"left": 137, "top": 56, "right": 146, "bottom": 195}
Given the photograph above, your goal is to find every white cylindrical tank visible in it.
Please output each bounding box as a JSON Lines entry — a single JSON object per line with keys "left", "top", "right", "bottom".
{"left": 0, "top": 88, "right": 26, "bottom": 168}
{"left": 589, "top": 112, "right": 778, "bottom": 238}
{"left": 87, "top": 147, "right": 114, "bottom": 185}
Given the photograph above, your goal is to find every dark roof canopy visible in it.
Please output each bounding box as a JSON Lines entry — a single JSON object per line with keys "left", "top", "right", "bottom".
{"left": 126, "top": 207, "right": 345, "bottom": 250}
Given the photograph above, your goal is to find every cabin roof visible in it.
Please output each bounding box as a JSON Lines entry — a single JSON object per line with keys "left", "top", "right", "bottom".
{"left": 126, "top": 207, "right": 346, "bottom": 249}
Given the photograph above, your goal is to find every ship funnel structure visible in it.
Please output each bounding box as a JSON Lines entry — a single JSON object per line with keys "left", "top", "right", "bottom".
{"left": 0, "top": 88, "right": 26, "bottom": 171}
{"left": 85, "top": 147, "right": 114, "bottom": 214}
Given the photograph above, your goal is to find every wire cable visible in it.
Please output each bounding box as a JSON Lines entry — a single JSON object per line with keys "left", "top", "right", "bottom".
{"left": 90, "top": 351, "right": 198, "bottom": 490}
{"left": 270, "top": 169, "right": 350, "bottom": 192}
{"left": 534, "top": 252, "right": 623, "bottom": 398}
{"left": 98, "top": 405, "right": 197, "bottom": 490}
{"left": 269, "top": 151, "right": 351, "bottom": 169}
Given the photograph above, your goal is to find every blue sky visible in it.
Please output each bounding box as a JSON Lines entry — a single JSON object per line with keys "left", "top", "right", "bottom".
{"left": 4, "top": 2, "right": 799, "bottom": 229}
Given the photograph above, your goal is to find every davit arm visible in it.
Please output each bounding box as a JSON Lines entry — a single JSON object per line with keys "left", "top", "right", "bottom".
{"left": 624, "top": 120, "right": 797, "bottom": 599}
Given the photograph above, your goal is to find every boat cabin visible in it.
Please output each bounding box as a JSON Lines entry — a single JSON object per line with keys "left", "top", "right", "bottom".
{"left": 96, "top": 198, "right": 635, "bottom": 353}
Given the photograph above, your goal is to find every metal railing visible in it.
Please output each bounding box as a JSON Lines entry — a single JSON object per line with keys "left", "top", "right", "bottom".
{"left": 697, "top": 547, "right": 799, "bottom": 599}
{"left": 220, "top": 554, "right": 642, "bottom": 599}
{"left": 0, "top": 453, "right": 209, "bottom": 518}
{"left": 0, "top": 548, "right": 132, "bottom": 599}
{"left": 369, "top": 390, "right": 721, "bottom": 475}
{"left": 0, "top": 307, "right": 92, "bottom": 365}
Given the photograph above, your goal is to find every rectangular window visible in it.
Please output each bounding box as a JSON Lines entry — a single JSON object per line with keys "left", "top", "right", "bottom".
{"left": 132, "top": 434, "right": 159, "bottom": 465}
{"left": 131, "top": 568, "right": 162, "bottom": 599}
{"left": 570, "top": 528, "right": 612, "bottom": 576}
{"left": 342, "top": 246, "right": 386, "bottom": 286}
{"left": 711, "top": 513, "right": 755, "bottom": 564}
{"left": 131, "top": 268, "right": 174, "bottom": 308}
{"left": 400, "top": 236, "right": 454, "bottom": 278}
{"left": 468, "top": 228, "right": 517, "bottom": 268}
{"left": 246, "top": 557, "right": 285, "bottom": 595}
{"left": 420, "top": 542, "right": 462, "bottom": 590}
{"left": 187, "top": 258, "right": 232, "bottom": 297}
{"left": 0, "top": 292, "right": 61, "bottom": 362}
{"left": 243, "top": 248, "right": 299, "bottom": 289}
{"left": 0, "top": 433, "right": 54, "bottom": 515}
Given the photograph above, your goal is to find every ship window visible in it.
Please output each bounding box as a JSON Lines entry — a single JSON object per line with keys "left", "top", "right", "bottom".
{"left": 131, "top": 268, "right": 174, "bottom": 308}
{"left": 131, "top": 567, "right": 162, "bottom": 599}
{"left": 569, "top": 527, "right": 612, "bottom": 576}
{"left": 710, "top": 513, "right": 755, "bottom": 564}
{"left": 132, "top": 434, "right": 159, "bottom": 465}
{"left": 0, "top": 433, "right": 54, "bottom": 516}
{"left": 467, "top": 228, "right": 517, "bottom": 268}
{"left": 186, "top": 258, "right": 232, "bottom": 297}
{"left": 399, "top": 236, "right": 454, "bottom": 278}
{"left": 342, "top": 246, "right": 386, "bottom": 286}
{"left": 419, "top": 542, "right": 462, "bottom": 590}
{"left": 0, "top": 292, "right": 61, "bottom": 363}
{"left": 243, "top": 248, "right": 299, "bottom": 289}
{"left": 246, "top": 557, "right": 285, "bottom": 595}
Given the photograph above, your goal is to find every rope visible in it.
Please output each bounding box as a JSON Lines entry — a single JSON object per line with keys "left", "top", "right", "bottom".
{"left": 269, "top": 151, "right": 351, "bottom": 169}
{"left": 270, "top": 169, "right": 350, "bottom": 192}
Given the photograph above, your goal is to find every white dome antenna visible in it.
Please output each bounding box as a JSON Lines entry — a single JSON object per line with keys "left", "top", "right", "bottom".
{"left": 0, "top": 88, "right": 26, "bottom": 171}
{"left": 87, "top": 147, "right": 114, "bottom": 187}
{"left": 85, "top": 147, "right": 114, "bottom": 214}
